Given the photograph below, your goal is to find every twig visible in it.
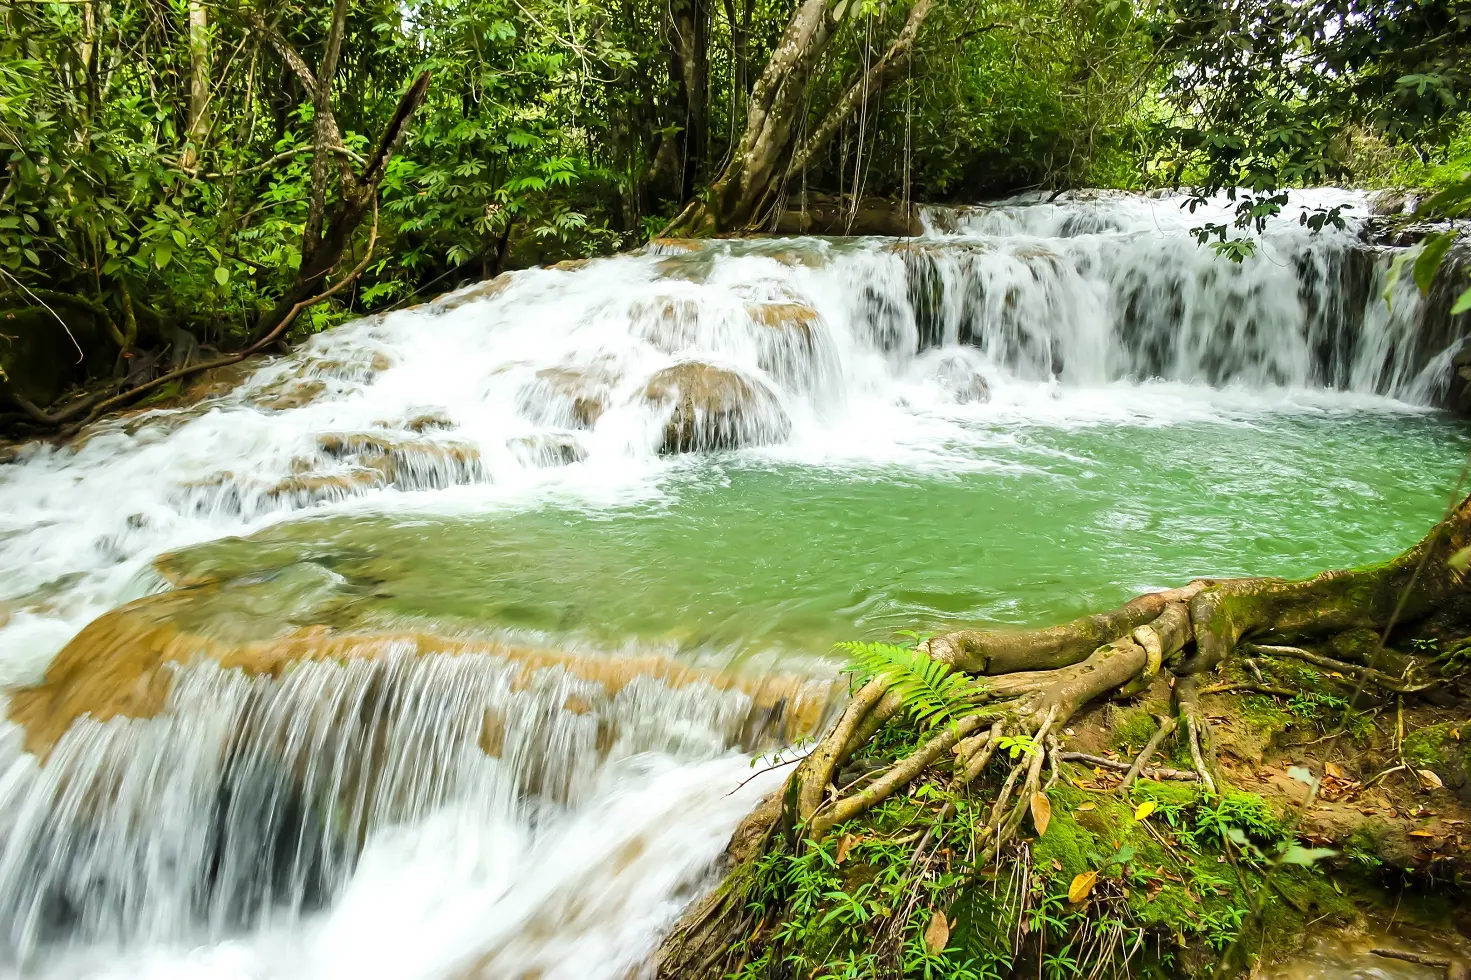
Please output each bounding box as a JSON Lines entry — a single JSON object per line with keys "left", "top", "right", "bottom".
{"left": 1060, "top": 752, "right": 1198, "bottom": 782}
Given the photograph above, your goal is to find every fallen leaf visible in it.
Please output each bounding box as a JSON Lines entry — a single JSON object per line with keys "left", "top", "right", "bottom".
{"left": 1077, "top": 802, "right": 1096, "bottom": 812}
{"left": 835, "top": 834, "right": 856, "bottom": 865}
{"left": 924, "top": 910, "right": 950, "bottom": 954}
{"left": 1417, "top": 769, "right": 1444, "bottom": 791}
{"left": 1068, "top": 871, "right": 1098, "bottom": 904}
{"left": 1051, "top": 859, "right": 1063, "bottom": 871}
{"left": 1410, "top": 830, "right": 1437, "bottom": 838}
{"left": 1031, "top": 792, "right": 1052, "bottom": 836}
{"left": 1325, "top": 762, "right": 1343, "bottom": 779}
{"left": 1134, "top": 800, "right": 1157, "bottom": 821}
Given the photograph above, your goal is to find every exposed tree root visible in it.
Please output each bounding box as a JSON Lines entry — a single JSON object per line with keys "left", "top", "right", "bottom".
{"left": 655, "top": 495, "right": 1471, "bottom": 979}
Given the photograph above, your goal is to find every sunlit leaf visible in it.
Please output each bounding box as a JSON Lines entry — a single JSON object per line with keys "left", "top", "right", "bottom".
{"left": 1133, "top": 800, "right": 1156, "bottom": 821}
{"left": 1067, "top": 871, "right": 1097, "bottom": 904}
{"left": 1031, "top": 792, "right": 1051, "bottom": 836}
{"left": 1452, "top": 286, "right": 1471, "bottom": 317}
{"left": 923, "top": 909, "right": 949, "bottom": 954}
{"left": 1414, "top": 231, "right": 1457, "bottom": 295}
{"left": 1278, "top": 845, "right": 1336, "bottom": 866}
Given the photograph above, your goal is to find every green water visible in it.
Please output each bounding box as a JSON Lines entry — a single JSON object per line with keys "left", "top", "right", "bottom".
{"left": 167, "top": 409, "right": 1471, "bottom": 669}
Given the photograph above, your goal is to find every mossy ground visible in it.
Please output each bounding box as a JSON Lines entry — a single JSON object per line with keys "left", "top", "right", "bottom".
{"left": 719, "top": 661, "right": 1471, "bottom": 979}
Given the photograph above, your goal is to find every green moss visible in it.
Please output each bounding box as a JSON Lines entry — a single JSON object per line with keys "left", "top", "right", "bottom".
{"left": 1108, "top": 706, "right": 1163, "bottom": 752}
{"left": 1404, "top": 721, "right": 1456, "bottom": 769}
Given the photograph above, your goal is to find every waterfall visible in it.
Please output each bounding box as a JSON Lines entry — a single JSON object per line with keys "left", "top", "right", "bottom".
{"left": 0, "top": 646, "right": 828, "bottom": 974}
{"left": 0, "top": 188, "right": 1464, "bottom": 979}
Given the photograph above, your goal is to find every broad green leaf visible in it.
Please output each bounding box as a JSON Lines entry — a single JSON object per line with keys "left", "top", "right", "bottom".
{"left": 171, "top": 228, "right": 187, "bottom": 248}
{"left": 1414, "top": 231, "right": 1457, "bottom": 295}
{"left": 1453, "top": 286, "right": 1471, "bottom": 317}
{"left": 1278, "top": 845, "right": 1336, "bottom": 866}
{"left": 214, "top": 266, "right": 229, "bottom": 286}
{"left": 1383, "top": 250, "right": 1413, "bottom": 310}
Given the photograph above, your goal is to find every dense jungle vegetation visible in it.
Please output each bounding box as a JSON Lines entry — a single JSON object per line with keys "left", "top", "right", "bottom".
{"left": 1, "top": 0, "right": 1470, "bottom": 425}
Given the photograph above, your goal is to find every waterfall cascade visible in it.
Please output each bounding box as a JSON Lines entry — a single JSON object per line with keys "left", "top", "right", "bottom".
{"left": 0, "top": 188, "right": 1465, "bottom": 978}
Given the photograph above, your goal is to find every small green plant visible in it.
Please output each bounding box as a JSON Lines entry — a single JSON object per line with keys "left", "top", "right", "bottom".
{"left": 837, "top": 640, "right": 975, "bottom": 726}
{"left": 996, "top": 733, "right": 1043, "bottom": 759}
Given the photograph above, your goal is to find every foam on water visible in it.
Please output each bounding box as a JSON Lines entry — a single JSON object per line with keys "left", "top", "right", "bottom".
{"left": 0, "top": 188, "right": 1460, "bottom": 978}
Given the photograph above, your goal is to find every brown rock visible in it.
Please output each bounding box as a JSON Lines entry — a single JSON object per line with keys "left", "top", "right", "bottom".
{"left": 641, "top": 362, "right": 790, "bottom": 453}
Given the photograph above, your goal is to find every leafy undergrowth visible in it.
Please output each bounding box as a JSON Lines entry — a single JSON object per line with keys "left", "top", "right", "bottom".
{"left": 724, "top": 664, "right": 1471, "bottom": 980}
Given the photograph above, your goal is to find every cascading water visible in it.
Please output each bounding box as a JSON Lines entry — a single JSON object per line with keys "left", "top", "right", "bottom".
{"left": 0, "top": 189, "right": 1465, "bottom": 979}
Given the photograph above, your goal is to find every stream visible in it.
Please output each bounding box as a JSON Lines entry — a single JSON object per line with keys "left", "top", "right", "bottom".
{"left": 0, "top": 189, "right": 1467, "bottom": 977}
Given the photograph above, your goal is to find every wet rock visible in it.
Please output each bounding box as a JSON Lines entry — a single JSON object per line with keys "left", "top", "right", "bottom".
{"left": 315, "top": 432, "right": 487, "bottom": 489}
{"left": 508, "top": 432, "right": 586, "bottom": 468}
{"left": 772, "top": 194, "right": 923, "bottom": 237}
{"left": 640, "top": 362, "right": 790, "bottom": 453}
{"left": 935, "top": 356, "right": 991, "bottom": 404}
{"left": 431, "top": 273, "right": 516, "bottom": 313}
{"left": 645, "top": 238, "right": 707, "bottom": 255}
{"left": 520, "top": 367, "right": 614, "bottom": 428}
{"left": 631, "top": 296, "right": 705, "bottom": 352}
{"left": 254, "top": 378, "right": 326, "bottom": 412}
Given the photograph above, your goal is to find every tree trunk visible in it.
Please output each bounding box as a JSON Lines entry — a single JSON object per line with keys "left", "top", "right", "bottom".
{"left": 669, "top": 0, "right": 710, "bottom": 203}
{"left": 665, "top": 0, "right": 936, "bottom": 236}
{"left": 181, "top": 0, "right": 208, "bottom": 170}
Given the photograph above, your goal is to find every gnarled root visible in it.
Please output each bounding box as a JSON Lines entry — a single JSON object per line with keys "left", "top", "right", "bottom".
{"left": 655, "top": 495, "right": 1471, "bottom": 980}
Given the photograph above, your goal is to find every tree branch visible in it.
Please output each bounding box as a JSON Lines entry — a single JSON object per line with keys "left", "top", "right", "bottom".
{"left": 789, "top": 0, "right": 936, "bottom": 175}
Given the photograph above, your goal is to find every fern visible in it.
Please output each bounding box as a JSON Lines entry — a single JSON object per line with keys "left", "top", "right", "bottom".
{"left": 836, "top": 640, "right": 973, "bottom": 727}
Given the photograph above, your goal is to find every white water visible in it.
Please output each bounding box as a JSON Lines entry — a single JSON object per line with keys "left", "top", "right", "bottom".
{"left": 0, "top": 189, "right": 1457, "bottom": 977}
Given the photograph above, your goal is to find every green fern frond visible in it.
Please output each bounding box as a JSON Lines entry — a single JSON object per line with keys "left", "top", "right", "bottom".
{"left": 836, "top": 640, "right": 972, "bottom": 727}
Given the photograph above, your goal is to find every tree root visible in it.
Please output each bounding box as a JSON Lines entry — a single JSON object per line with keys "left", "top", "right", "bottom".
{"left": 655, "top": 494, "right": 1471, "bottom": 979}
{"left": 1117, "top": 714, "right": 1177, "bottom": 789}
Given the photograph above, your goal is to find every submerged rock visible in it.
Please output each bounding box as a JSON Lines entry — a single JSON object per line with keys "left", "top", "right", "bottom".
{"left": 640, "top": 361, "right": 790, "bottom": 453}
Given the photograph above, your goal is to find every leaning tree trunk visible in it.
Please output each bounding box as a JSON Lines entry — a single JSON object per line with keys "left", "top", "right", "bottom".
{"left": 655, "top": 493, "right": 1471, "bottom": 977}
{"left": 664, "top": 0, "right": 936, "bottom": 236}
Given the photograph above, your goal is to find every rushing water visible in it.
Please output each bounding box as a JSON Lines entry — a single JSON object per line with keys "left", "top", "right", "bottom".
{"left": 0, "top": 189, "right": 1467, "bottom": 978}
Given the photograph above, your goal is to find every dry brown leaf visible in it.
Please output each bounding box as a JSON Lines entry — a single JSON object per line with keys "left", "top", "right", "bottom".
{"left": 835, "top": 834, "right": 856, "bottom": 865}
{"left": 924, "top": 910, "right": 950, "bottom": 954}
{"left": 1068, "top": 871, "right": 1098, "bottom": 904}
{"left": 1031, "top": 792, "right": 1052, "bottom": 837}
{"left": 1324, "top": 762, "right": 1343, "bottom": 779}
{"left": 1409, "top": 830, "right": 1437, "bottom": 838}
{"left": 1051, "top": 859, "right": 1064, "bottom": 871}
{"left": 1417, "top": 769, "right": 1444, "bottom": 791}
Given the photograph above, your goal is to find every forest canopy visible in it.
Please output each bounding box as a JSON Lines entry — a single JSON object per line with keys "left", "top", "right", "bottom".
{"left": 1, "top": 0, "right": 1469, "bottom": 424}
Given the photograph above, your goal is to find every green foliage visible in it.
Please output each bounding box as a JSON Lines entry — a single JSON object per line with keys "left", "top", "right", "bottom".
{"left": 837, "top": 640, "right": 976, "bottom": 727}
